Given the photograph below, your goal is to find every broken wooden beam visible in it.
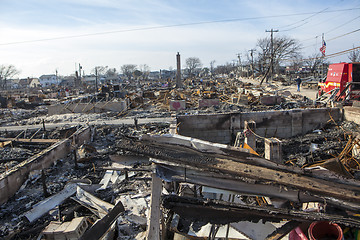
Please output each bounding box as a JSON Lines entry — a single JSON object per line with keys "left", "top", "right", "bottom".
{"left": 162, "top": 195, "right": 360, "bottom": 228}
{"left": 146, "top": 172, "right": 162, "bottom": 240}
{"left": 117, "top": 137, "right": 360, "bottom": 204}
{"left": 265, "top": 221, "right": 300, "bottom": 240}
{"left": 79, "top": 200, "right": 125, "bottom": 240}
{"left": 155, "top": 164, "right": 320, "bottom": 203}
{"left": 0, "top": 137, "right": 59, "bottom": 143}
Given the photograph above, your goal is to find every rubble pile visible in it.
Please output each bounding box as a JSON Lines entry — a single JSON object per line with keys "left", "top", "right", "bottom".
{"left": 0, "top": 107, "right": 47, "bottom": 126}
{"left": 0, "top": 77, "right": 319, "bottom": 130}
{"left": 1, "top": 76, "right": 360, "bottom": 239}
{"left": 0, "top": 123, "right": 171, "bottom": 239}
{"left": 283, "top": 123, "right": 348, "bottom": 165}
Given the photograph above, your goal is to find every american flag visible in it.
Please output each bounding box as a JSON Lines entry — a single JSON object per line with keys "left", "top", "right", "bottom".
{"left": 320, "top": 40, "right": 326, "bottom": 56}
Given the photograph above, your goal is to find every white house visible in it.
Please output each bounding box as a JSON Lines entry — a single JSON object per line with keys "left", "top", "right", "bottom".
{"left": 29, "top": 78, "right": 41, "bottom": 88}
{"left": 39, "top": 74, "right": 58, "bottom": 87}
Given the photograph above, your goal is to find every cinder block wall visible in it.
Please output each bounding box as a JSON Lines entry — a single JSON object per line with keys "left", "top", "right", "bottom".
{"left": 177, "top": 108, "right": 341, "bottom": 144}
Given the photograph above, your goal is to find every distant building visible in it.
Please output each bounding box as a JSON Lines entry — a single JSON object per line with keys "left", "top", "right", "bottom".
{"left": 39, "top": 74, "right": 58, "bottom": 87}
{"left": 83, "top": 75, "right": 96, "bottom": 86}
{"left": 105, "top": 74, "right": 120, "bottom": 84}
{"left": 29, "top": 78, "right": 41, "bottom": 88}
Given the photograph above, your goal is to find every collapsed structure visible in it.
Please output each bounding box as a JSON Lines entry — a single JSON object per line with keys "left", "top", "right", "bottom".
{"left": 0, "top": 75, "right": 360, "bottom": 239}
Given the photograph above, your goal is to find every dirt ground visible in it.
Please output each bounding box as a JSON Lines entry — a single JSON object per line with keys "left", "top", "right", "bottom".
{"left": 240, "top": 77, "right": 318, "bottom": 100}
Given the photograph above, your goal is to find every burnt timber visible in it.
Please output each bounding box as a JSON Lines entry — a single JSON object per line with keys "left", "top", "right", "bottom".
{"left": 118, "top": 134, "right": 360, "bottom": 207}
{"left": 162, "top": 195, "right": 360, "bottom": 228}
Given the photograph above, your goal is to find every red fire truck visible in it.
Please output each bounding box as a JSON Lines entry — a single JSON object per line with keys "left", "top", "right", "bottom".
{"left": 318, "top": 62, "right": 360, "bottom": 101}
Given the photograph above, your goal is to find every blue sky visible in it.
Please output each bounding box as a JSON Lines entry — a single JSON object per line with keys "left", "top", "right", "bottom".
{"left": 0, "top": 0, "right": 359, "bottom": 78}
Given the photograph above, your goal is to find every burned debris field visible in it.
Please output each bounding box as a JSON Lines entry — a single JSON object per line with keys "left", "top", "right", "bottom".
{"left": 1, "top": 66, "right": 360, "bottom": 239}
{"left": 1, "top": 112, "right": 360, "bottom": 239}
{"left": 2, "top": 0, "right": 360, "bottom": 237}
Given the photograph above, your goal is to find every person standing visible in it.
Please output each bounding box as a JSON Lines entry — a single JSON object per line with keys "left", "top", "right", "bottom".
{"left": 295, "top": 76, "right": 302, "bottom": 92}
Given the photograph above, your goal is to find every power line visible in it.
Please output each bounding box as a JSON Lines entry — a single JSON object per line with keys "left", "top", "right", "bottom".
{"left": 327, "top": 28, "right": 360, "bottom": 41}
{"left": 279, "top": 0, "right": 358, "bottom": 33}
{"left": 279, "top": 7, "right": 330, "bottom": 32}
{"left": 325, "top": 15, "right": 360, "bottom": 34}
{"left": 300, "top": 15, "right": 360, "bottom": 44}
{"left": 302, "top": 28, "right": 360, "bottom": 49}
{"left": 0, "top": 7, "right": 360, "bottom": 46}
{"left": 286, "top": 46, "right": 360, "bottom": 62}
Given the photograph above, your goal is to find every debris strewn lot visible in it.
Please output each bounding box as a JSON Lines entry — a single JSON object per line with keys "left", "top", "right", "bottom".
{"left": 0, "top": 77, "right": 360, "bottom": 239}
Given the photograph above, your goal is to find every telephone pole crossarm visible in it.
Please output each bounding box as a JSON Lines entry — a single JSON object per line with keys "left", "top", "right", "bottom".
{"left": 265, "top": 29, "right": 279, "bottom": 82}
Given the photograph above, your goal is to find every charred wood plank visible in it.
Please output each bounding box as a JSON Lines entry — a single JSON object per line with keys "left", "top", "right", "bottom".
{"left": 140, "top": 134, "right": 360, "bottom": 187}
{"left": 79, "top": 200, "right": 125, "bottom": 240}
{"left": 265, "top": 221, "right": 300, "bottom": 240}
{"left": 155, "top": 164, "right": 360, "bottom": 211}
{"left": 162, "top": 195, "right": 360, "bottom": 228}
{"left": 118, "top": 138, "right": 360, "bottom": 203}
{"left": 0, "top": 137, "right": 59, "bottom": 143}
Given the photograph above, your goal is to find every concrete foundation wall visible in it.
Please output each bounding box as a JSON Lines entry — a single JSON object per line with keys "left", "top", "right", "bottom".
{"left": 48, "top": 101, "right": 127, "bottom": 115}
{"left": 344, "top": 106, "right": 360, "bottom": 125}
{"left": 0, "top": 126, "right": 92, "bottom": 205}
{"left": 0, "top": 139, "right": 71, "bottom": 205}
{"left": 178, "top": 114, "right": 231, "bottom": 144}
{"left": 177, "top": 108, "right": 341, "bottom": 144}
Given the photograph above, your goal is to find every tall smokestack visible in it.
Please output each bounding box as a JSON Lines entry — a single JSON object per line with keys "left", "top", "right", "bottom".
{"left": 176, "top": 52, "right": 182, "bottom": 88}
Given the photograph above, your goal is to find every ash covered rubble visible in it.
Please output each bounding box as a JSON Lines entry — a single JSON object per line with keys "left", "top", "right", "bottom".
{"left": 114, "top": 120, "right": 360, "bottom": 239}
{"left": 1, "top": 120, "right": 360, "bottom": 239}
{"left": 1, "top": 76, "right": 360, "bottom": 239}
{"left": 0, "top": 123, "right": 169, "bottom": 239}
{"left": 0, "top": 77, "right": 316, "bottom": 131}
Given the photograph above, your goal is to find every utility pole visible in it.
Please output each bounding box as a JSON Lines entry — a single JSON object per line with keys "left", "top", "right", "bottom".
{"left": 321, "top": 33, "right": 325, "bottom": 78}
{"left": 55, "top": 69, "right": 58, "bottom": 85}
{"left": 265, "top": 29, "right": 278, "bottom": 82}
{"left": 248, "top": 49, "right": 256, "bottom": 78}
{"left": 237, "top": 53, "right": 242, "bottom": 78}
{"left": 95, "top": 67, "right": 98, "bottom": 93}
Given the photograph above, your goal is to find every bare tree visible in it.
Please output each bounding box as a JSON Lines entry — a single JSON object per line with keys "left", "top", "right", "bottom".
{"left": 304, "top": 53, "right": 323, "bottom": 77}
{"left": 0, "top": 65, "right": 20, "bottom": 90}
{"left": 121, "top": 64, "right": 137, "bottom": 81}
{"left": 214, "top": 63, "right": 236, "bottom": 75}
{"left": 92, "top": 66, "right": 108, "bottom": 76}
{"left": 255, "top": 36, "right": 301, "bottom": 75}
{"left": 185, "top": 57, "right": 202, "bottom": 77}
{"left": 139, "top": 64, "right": 150, "bottom": 80}
{"left": 106, "top": 68, "right": 117, "bottom": 77}
{"left": 348, "top": 46, "right": 360, "bottom": 62}
{"left": 289, "top": 54, "right": 303, "bottom": 74}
